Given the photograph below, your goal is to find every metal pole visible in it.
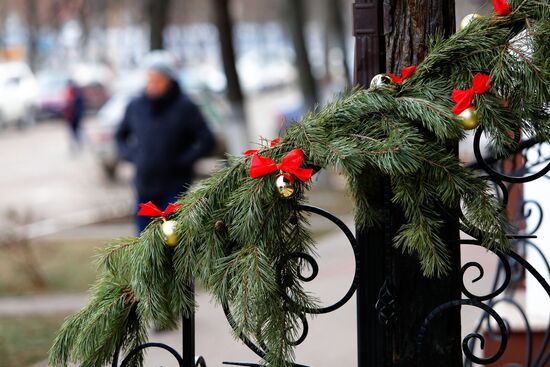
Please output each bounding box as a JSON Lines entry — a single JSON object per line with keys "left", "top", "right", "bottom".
{"left": 182, "top": 284, "right": 195, "bottom": 367}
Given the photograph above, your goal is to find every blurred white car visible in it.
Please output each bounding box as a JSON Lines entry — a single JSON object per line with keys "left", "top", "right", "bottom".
{"left": 237, "top": 51, "right": 297, "bottom": 92}
{"left": 0, "top": 62, "right": 39, "bottom": 128}
{"left": 92, "top": 88, "right": 138, "bottom": 179}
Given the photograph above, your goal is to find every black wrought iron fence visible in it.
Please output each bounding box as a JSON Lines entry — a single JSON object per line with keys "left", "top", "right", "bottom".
{"left": 110, "top": 129, "right": 550, "bottom": 366}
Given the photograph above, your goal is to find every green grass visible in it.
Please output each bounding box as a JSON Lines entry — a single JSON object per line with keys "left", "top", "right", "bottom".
{"left": 0, "top": 239, "right": 101, "bottom": 296}
{"left": 0, "top": 314, "right": 67, "bottom": 367}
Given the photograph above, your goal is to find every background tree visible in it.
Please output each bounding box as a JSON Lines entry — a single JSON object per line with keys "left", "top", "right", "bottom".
{"left": 212, "top": 0, "right": 249, "bottom": 154}
{"left": 24, "top": 0, "right": 39, "bottom": 70}
{"left": 146, "top": 0, "right": 171, "bottom": 50}
{"left": 0, "top": 0, "right": 6, "bottom": 50}
{"left": 323, "top": 0, "right": 351, "bottom": 87}
{"left": 285, "top": 0, "right": 318, "bottom": 110}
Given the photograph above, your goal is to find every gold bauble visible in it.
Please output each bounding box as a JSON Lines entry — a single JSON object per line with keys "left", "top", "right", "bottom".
{"left": 369, "top": 74, "right": 391, "bottom": 89}
{"left": 458, "top": 106, "right": 480, "bottom": 130}
{"left": 275, "top": 174, "right": 296, "bottom": 198}
{"left": 459, "top": 13, "right": 481, "bottom": 31}
{"left": 161, "top": 220, "right": 178, "bottom": 247}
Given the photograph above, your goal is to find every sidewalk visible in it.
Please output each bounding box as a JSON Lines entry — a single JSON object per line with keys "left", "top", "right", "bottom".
{"left": 0, "top": 294, "right": 88, "bottom": 316}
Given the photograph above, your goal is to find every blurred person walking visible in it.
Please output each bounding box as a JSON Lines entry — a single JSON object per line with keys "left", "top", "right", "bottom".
{"left": 63, "top": 80, "right": 85, "bottom": 152}
{"left": 116, "top": 61, "right": 215, "bottom": 233}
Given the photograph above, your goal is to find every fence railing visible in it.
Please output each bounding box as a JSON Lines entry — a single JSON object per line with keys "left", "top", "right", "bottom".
{"left": 110, "top": 133, "right": 550, "bottom": 367}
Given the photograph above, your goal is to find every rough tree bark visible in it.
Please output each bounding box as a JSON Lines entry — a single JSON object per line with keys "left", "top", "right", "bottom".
{"left": 146, "top": 0, "right": 171, "bottom": 50}
{"left": 354, "top": 1, "right": 461, "bottom": 366}
{"left": 385, "top": 0, "right": 455, "bottom": 71}
{"left": 212, "top": 0, "right": 248, "bottom": 154}
{"left": 286, "top": 0, "right": 319, "bottom": 110}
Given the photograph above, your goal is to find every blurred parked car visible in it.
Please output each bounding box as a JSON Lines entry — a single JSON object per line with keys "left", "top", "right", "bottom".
{"left": 36, "top": 64, "right": 111, "bottom": 120}
{"left": 0, "top": 61, "right": 39, "bottom": 129}
{"left": 36, "top": 72, "right": 70, "bottom": 119}
{"left": 71, "top": 63, "right": 112, "bottom": 111}
{"left": 80, "top": 80, "right": 110, "bottom": 112}
{"left": 237, "top": 51, "right": 297, "bottom": 93}
{"left": 91, "top": 88, "right": 137, "bottom": 179}
{"left": 179, "top": 65, "right": 227, "bottom": 95}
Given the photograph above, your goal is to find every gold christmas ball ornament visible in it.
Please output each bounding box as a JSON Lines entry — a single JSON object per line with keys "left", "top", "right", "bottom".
{"left": 459, "top": 13, "right": 481, "bottom": 31}
{"left": 161, "top": 219, "right": 178, "bottom": 247}
{"left": 275, "top": 174, "right": 296, "bottom": 198}
{"left": 369, "top": 74, "right": 391, "bottom": 89}
{"left": 458, "top": 106, "right": 480, "bottom": 130}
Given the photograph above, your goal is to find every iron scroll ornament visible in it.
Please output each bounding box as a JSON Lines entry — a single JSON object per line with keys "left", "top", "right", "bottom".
{"left": 112, "top": 340, "right": 207, "bottom": 367}
{"left": 417, "top": 133, "right": 550, "bottom": 365}
{"left": 223, "top": 204, "right": 359, "bottom": 366}
{"left": 111, "top": 204, "right": 358, "bottom": 367}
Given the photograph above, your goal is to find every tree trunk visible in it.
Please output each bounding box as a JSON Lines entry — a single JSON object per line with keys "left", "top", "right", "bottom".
{"left": 325, "top": 0, "right": 352, "bottom": 87}
{"left": 212, "top": 0, "right": 244, "bottom": 108}
{"left": 78, "top": 1, "right": 90, "bottom": 59}
{"left": 0, "top": 0, "right": 6, "bottom": 50}
{"left": 147, "top": 0, "right": 171, "bottom": 50}
{"left": 286, "top": 0, "right": 318, "bottom": 110}
{"left": 25, "top": 0, "right": 39, "bottom": 71}
{"left": 354, "top": 1, "right": 460, "bottom": 366}
{"left": 385, "top": 0, "right": 455, "bottom": 72}
{"left": 212, "top": 0, "right": 248, "bottom": 154}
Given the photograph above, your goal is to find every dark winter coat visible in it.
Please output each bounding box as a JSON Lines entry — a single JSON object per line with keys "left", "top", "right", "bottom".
{"left": 115, "top": 82, "right": 215, "bottom": 197}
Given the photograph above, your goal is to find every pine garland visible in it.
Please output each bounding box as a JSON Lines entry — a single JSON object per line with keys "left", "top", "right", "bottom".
{"left": 50, "top": 1, "right": 550, "bottom": 366}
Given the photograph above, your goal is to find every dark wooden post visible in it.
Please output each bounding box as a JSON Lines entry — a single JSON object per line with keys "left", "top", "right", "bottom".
{"left": 353, "top": 1, "right": 462, "bottom": 366}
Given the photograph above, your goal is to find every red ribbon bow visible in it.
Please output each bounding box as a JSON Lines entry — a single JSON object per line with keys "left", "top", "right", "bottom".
{"left": 249, "top": 148, "right": 313, "bottom": 182}
{"left": 387, "top": 65, "right": 416, "bottom": 84}
{"left": 137, "top": 201, "right": 181, "bottom": 217}
{"left": 451, "top": 73, "right": 490, "bottom": 115}
{"left": 244, "top": 138, "right": 281, "bottom": 156}
{"left": 492, "top": 0, "right": 511, "bottom": 16}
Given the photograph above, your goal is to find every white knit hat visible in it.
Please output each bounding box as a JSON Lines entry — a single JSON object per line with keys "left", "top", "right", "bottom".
{"left": 143, "top": 50, "right": 179, "bottom": 80}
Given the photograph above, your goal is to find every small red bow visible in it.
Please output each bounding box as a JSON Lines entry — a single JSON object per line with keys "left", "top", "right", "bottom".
{"left": 244, "top": 138, "right": 281, "bottom": 156}
{"left": 137, "top": 201, "right": 181, "bottom": 217}
{"left": 451, "top": 73, "right": 490, "bottom": 115}
{"left": 387, "top": 65, "right": 416, "bottom": 84}
{"left": 249, "top": 148, "right": 313, "bottom": 182}
{"left": 492, "top": 0, "right": 511, "bottom": 16}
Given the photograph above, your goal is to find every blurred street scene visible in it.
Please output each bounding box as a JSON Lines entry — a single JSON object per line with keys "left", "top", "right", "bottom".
{"left": 0, "top": 0, "right": 522, "bottom": 366}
